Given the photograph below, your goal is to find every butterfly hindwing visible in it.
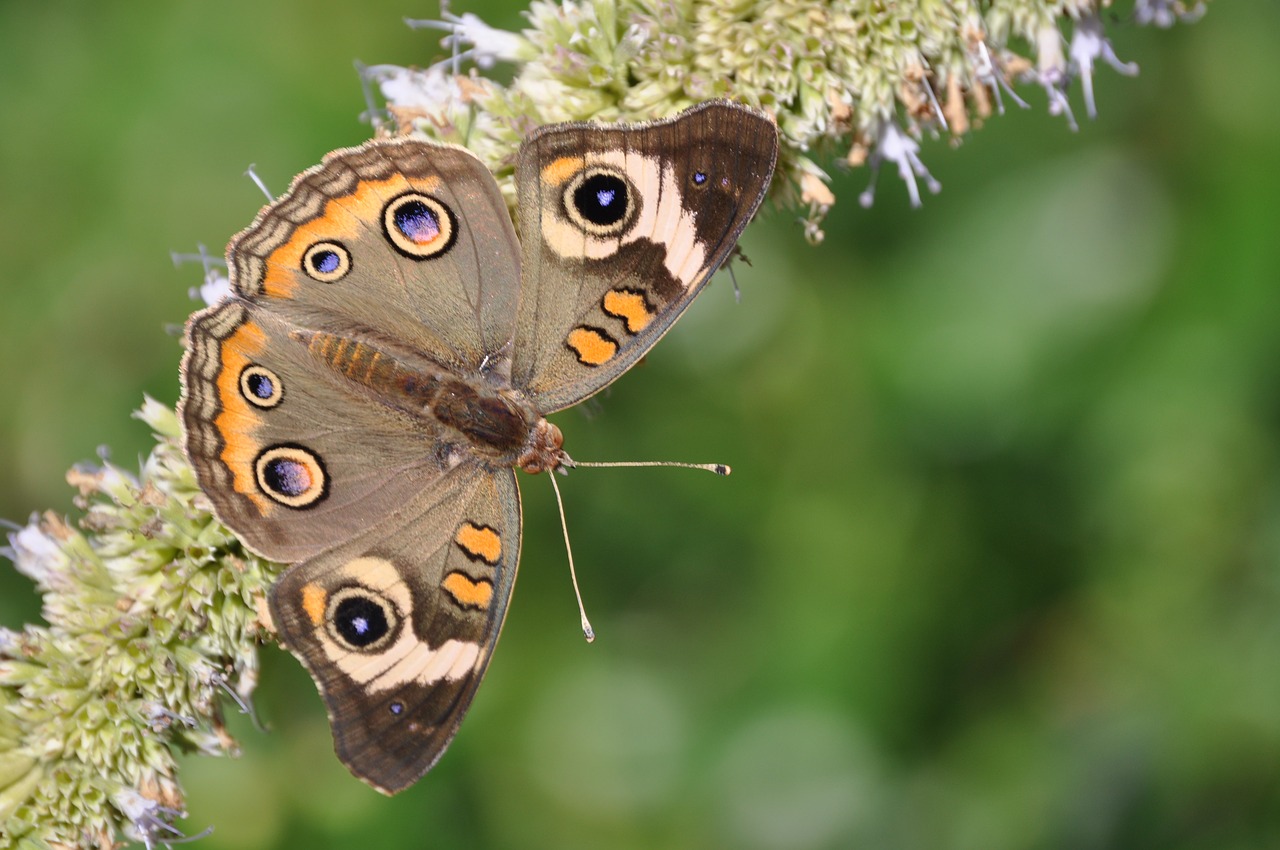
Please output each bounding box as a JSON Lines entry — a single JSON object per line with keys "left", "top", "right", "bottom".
{"left": 180, "top": 298, "right": 462, "bottom": 564}
{"left": 510, "top": 101, "right": 779, "bottom": 412}
{"left": 268, "top": 464, "right": 521, "bottom": 794}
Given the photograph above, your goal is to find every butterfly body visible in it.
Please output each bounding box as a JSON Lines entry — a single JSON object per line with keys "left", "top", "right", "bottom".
{"left": 291, "top": 323, "right": 563, "bottom": 471}
{"left": 179, "top": 101, "right": 778, "bottom": 793}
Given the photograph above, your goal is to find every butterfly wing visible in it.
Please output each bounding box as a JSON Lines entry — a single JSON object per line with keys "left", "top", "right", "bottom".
{"left": 181, "top": 300, "right": 460, "bottom": 563}
{"left": 268, "top": 463, "right": 521, "bottom": 794}
{"left": 181, "top": 138, "right": 525, "bottom": 562}
{"left": 180, "top": 139, "right": 534, "bottom": 791}
{"left": 229, "top": 137, "right": 521, "bottom": 370}
{"left": 509, "top": 101, "right": 779, "bottom": 412}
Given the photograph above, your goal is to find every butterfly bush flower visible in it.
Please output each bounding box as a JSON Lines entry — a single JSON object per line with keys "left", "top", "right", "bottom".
{"left": 171, "top": 246, "right": 230, "bottom": 307}
{"left": 367, "top": 0, "right": 1208, "bottom": 241}
{"left": 854, "top": 120, "right": 942, "bottom": 210}
{"left": 0, "top": 401, "right": 278, "bottom": 848}
{"left": 2, "top": 1, "right": 1207, "bottom": 846}
{"left": 1070, "top": 13, "right": 1139, "bottom": 120}
{"left": 1135, "top": 0, "right": 1206, "bottom": 27}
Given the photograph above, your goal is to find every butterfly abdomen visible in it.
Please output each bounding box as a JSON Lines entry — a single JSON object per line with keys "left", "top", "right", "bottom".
{"left": 303, "top": 330, "right": 396, "bottom": 387}
{"left": 299, "top": 327, "right": 544, "bottom": 464}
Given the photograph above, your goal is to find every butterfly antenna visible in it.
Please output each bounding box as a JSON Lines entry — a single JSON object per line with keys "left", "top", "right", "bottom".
{"left": 567, "top": 460, "right": 731, "bottom": 475}
{"left": 548, "top": 471, "right": 595, "bottom": 643}
{"left": 547, "top": 458, "right": 728, "bottom": 643}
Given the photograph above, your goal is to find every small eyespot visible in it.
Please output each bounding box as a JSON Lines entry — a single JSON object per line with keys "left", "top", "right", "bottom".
{"left": 325, "top": 586, "right": 399, "bottom": 652}
{"left": 255, "top": 444, "right": 328, "bottom": 508}
{"left": 239, "top": 364, "right": 283, "bottom": 409}
{"left": 383, "top": 192, "right": 456, "bottom": 259}
{"left": 302, "top": 241, "right": 351, "bottom": 282}
{"left": 390, "top": 701, "right": 404, "bottom": 715}
{"left": 563, "top": 167, "right": 636, "bottom": 236}
{"left": 692, "top": 170, "right": 708, "bottom": 186}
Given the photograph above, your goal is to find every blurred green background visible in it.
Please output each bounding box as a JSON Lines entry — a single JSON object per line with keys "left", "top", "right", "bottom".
{"left": 2, "top": 1, "right": 1278, "bottom": 848}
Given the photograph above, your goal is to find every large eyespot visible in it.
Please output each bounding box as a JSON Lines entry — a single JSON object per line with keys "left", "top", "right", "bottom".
{"left": 239, "top": 364, "right": 283, "bottom": 409}
{"left": 325, "top": 585, "right": 400, "bottom": 652}
{"left": 254, "top": 444, "right": 328, "bottom": 508}
{"left": 563, "top": 167, "right": 636, "bottom": 237}
{"left": 383, "top": 192, "right": 456, "bottom": 259}
{"left": 301, "top": 241, "right": 351, "bottom": 282}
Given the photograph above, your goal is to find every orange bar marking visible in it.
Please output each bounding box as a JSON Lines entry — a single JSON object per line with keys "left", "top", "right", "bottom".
{"left": 214, "top": 321, "right": 270, "bottom": 513}
{"left": 442, "top": 572, "right": 494, "bottom": 611}
{"left": 455, "top": 522, "right": 501, "bottom": 565}
{"left": 603, "top": 290, "right": 653, "bottom": 334}
{"left": 541, "top": 156, "right": 585, "bottom": 187}
{"left": 301, "top": 584, "right": 327, "bottom": 626}
{"left": 566, "top": 327, "right": 618, "bottom": 366}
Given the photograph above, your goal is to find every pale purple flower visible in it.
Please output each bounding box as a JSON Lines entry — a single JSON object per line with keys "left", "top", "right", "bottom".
{"left": 971, "top": 40, "right": 1029, "bottom": 115}
{"left": 0, "top": 627, "right": 21, "bottom": 656}
{"left": 1071, "top": 14, "right": 1139, "bottom": 120}
{"left": 1033, "top": 23, "right": 1078, "bottom": 131}
{"left": 858, "top": 122, "right": 941, "bottom": 209}
{"left": 5, "top": 516, "right": 69, "bottom": 588}
{"left": 196, "top": 270, "right": 231, "bottom": 307}
{"left": 115, "top": 787, "right": 208, "bottom": 850}
{"left": 141, "top": 702, "right": 198, "bottom": 733}
{"left": 405, "top": 11, "right": 532, "bottom": 71}
{"left": 172, "top": 245, "right": 230, "bottom": 306}
{"left": 365, "top": 62, "right": 459, "bottom": 112}
{"left": 1135, "top": 0, "right": 1207, "bottom": 28}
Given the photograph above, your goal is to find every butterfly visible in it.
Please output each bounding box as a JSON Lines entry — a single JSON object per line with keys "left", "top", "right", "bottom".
{"left": 179, "top": 101, "right": 779, "bottom": 793}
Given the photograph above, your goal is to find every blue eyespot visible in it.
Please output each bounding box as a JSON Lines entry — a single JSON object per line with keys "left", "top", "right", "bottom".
{"left": 302, "top": 241, "right": 351, "bottom": 282}
{"left": 254, "top": 444, "right": 327, "bottom": 508}
{"left": 324, "top": 586, "right": 399, "bottom": 653}
{"left": 566, "top": 169, "right": 633, "bottom": 234}
{"left": 246, "top": 372, "right": 274, "bottom": 399}
{"left": 384, "top": 192, "right": 456, "bottom": 259}
{"left": 334, "top": 594, "right": 389, "bottom": 648}
{"left": 573, "top": 174, "right": 626, "bottom": 225}
{"left": 239, "top": 364, "right": 283, "bottom": 408}
{"left": 693, "top": 171, "right": 707, "bottom": 185}
{"left": 312, "top": 250, "right": 340, "bottom": 274}
{"left": 263, "top": 457, "right": 310, "bottom": 497}
{"left": 394, "top": 201, "right": 440, "bottom": 244}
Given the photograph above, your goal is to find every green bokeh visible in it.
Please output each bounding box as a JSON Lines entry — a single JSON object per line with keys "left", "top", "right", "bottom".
{"left": 2, "top": 2, "right": 1278, "bottom": 848}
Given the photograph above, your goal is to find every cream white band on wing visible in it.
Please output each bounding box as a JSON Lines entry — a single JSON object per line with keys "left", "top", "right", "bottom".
{"left": 311, "top": 556, "right": 482, "bottom": 690}
{"left": 540, "top": 150, "right": 708, "bottom": 288}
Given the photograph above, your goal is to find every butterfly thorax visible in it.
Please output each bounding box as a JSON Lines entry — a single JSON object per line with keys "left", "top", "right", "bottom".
{"left": 300, "top": 328, "right": 565, "bottom": 473}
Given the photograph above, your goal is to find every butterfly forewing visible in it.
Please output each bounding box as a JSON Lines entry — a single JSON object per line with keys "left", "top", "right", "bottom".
{"left": 229, "top": 139, "right": 522, "bottom": 371}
